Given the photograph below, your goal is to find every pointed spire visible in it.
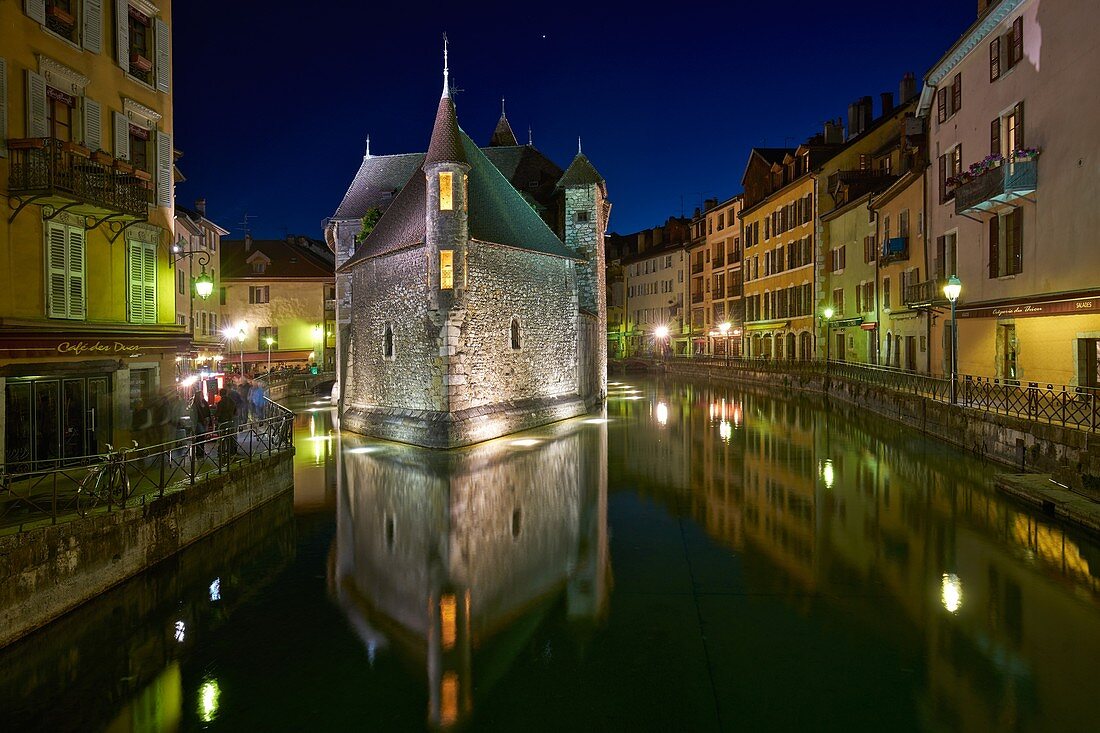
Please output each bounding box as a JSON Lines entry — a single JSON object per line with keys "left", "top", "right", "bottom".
{"left": 364, "top": 134, "right": 371, "bottom": 159}
{"left": 488, "top": 96, "right": 518, "bottom": 147}
{"left": 578, "top": 136, "right": 583, "bottom": 155}
{"left": 501, "top": 96, "right": 506, "bottom": 118}
{"left": 442, "top": 34, "right": 450, "bottom": 98}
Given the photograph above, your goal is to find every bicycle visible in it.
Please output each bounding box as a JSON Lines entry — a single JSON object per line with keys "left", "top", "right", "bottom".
{"left": 76, "top": 442, "right": 137, "bottom": 517}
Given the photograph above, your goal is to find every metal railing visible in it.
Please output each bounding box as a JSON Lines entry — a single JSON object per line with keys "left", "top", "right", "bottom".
{"left": 8, "top": 138, "right": 149, "bottom": 217}
{"left": 629, "top": 355, "right": 1100, "bottom": 431}
{"left": 955, "top": 158, "right": 1038, "bottom": 214}
{"left": 0, "top": 398, "right": 295, "bottom": 533}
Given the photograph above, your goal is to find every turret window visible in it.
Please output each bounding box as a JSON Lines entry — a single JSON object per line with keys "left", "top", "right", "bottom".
{"left": 510, "top": 317, "right": 522, "bottom": 350}
{"left": 440, "top": 250, "right": 454, "bottom": 289}
{"left": 438, "top": 172, "right": 453, "bottom": 210}
{"left": 575, "top": 210, "right": 590, "bottom": 223}
{"left": 382, "top": 323, "right": 395, "bottom": 360}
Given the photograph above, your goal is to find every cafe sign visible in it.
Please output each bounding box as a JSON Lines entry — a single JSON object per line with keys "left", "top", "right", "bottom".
{"left": 959, "top": 295, "right": 1100, "bottom": 319}
{"left": 57, "top": 340, "right": 146, "bottom": 356}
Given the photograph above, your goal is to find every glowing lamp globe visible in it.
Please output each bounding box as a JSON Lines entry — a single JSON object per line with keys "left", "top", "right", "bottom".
{"left": 654, "top": 326, "right": 669, "bottom": 340}
{"left": 822, "top": 307, "right": 834, "bottom": 320}
{"left": 194, "top": 271, "right": 214, "bottom": 299}
{"left": 943, "top": 275, "right": 962, "bottom": 303}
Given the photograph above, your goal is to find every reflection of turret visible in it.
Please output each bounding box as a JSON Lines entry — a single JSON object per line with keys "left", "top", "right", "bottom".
{"left": 330, "top": 416, "right": 609, "bottom": 728}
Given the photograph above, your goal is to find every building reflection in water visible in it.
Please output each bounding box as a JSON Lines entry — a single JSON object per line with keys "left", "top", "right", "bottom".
{"left": 329, "top": 414, "right": 610, "bottom": 729}
{"left": 608, "top": 377, "right": 1100, "bottom": 732}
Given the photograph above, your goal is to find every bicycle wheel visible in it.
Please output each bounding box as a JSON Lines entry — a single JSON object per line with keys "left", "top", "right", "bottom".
{"left": 76, "top": 468, "right": 104, "bottom": 517}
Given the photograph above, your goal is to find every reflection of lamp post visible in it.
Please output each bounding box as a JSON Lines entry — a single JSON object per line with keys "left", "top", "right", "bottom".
{"left": 654, "top": 325, "right": 669, "bottom": 359}
{"left": 311, "top": 325, "right": 323, "bottom": 369}
{"left": 943, "top": 275, "right": 962, "bottom": 404}
{"left": 822, "top": 307, "right": 834, "bottom": 374}
{"left": 265, "top": 336, "right": 274, "bottom": 374}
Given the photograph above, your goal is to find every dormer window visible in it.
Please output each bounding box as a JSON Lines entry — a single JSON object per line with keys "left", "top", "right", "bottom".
{"left": 439, "top": 172, "right": 453, "bottom": 210}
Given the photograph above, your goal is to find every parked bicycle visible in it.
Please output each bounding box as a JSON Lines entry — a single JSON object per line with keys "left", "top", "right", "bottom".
{"left": 76, "top": 442, "right": 137, "bottom": 517}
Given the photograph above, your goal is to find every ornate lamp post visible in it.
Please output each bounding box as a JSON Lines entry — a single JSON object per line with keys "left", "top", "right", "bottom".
{"left": 822, "top": 307, "right": 834, "bottom": 375}
{"left": 718, "top": 321, "right": 731, "bottom": 365}
{"left": 943, "top": 275, "right": 962, "bottom": 404}
{"left": 311, "top": 325, "right": 323, "bottom": 370}
{"left": 654, "top": 325, "right": 670, "bottom": 359}
{"left": 236, "top": 327, "right": 245, "bottom": 375}
{"left": 265, "top": 336, "right": 274, "bottom": 374}
{"left": 172, "top": 243, "right": 215, "bottom": 372}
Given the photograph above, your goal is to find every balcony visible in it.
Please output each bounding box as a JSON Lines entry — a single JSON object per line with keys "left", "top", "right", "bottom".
{"left": 691, "top": 261, "right": 704, "bottom": 275}
{"left": 954, "top": 159, "right": 1037, "bottom": 214}
{"left": 880, "top": 236, "right": 909, "bottom": 264}
{"left": 903, "top": 278, "right": 947, "bottom": 308}
{"left": 713, "top": 254, "right": 725, "bottom": 268}
{"left": 691, "top": 292, "right": 704, "bottom": 304}
{"left": 7, "top": 138, "right": 149, "bottom": 225}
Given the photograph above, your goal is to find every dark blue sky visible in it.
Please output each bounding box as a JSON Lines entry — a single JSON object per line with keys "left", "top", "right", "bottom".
{"left": 174, "top": 1, "right": 974, "bottom": 238}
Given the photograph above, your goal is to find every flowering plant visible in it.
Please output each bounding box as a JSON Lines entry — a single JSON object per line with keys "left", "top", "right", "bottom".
{"left": 968, "top": 153, "right": 1004, "bottom": 176}
{"left": 1013, "top": 146, "right": 1042, "bottom": 160}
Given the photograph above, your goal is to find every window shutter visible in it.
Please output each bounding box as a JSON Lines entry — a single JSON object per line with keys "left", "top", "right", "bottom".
{"left": 68, "top": 226, "right": 86, "bottom": 318}
{"left": 937, "top": 88, "right": 947, "bottom": 123}
{"left": 990, "top": 117, "right": 1001, "bottom": 156}
{"left": 113, "top": 110, "right": 129, "bottom": 159}
{"left": 0, "top": 57, "right": 7, "bottom": 157}
{"left": 142, "top": 241, "right": 157, "bottom": 322}
{"left": 155, "top": 129, "right": 172, "bottom": 207}
{"left": 26, "top": 69, "right": 47, "bottom": 138}
{"left": 1012, "top": 17, "right": 1023, "bottom": 66}
{"left": 951, "top": 73, "right": 962, "bottom": 114}
{"left": 1015, "top": 101, "right": 1024, "bottom": 148}
{"left": 1009, "top": 209, "right": 1023, "bottom": 274}
{"left": 83, "top": 97, "right": 102, "bottom": 150}
{"left": 989, "top": 216, "right": 1000, "bottom": 279}
{"left": 82, "top": 0, "right": 103, "bottom": 53}
{"left": 128, "top": 239, "right": 143, "bottom": 321}
{"left": 115, "top": 0, "right": 129, "bottom": 70}
{"left": 46, "top": 222, "right": 68, "bottom": 318}
{"left": 990, "top": 37, "right": 1001, "bottom": 81}
{"left": 24, "top": 0, "right": 46, "bottom": 24}
{"left": 154, "top": 17, "right": 170, "bottom": 92}
{"left": 936, "top": 236, "right": 945, "bottom": 278}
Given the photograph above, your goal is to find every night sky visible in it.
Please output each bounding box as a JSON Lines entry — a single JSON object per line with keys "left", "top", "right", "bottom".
{"left": 174, "top": 1, "right": 975, "bottom": 239}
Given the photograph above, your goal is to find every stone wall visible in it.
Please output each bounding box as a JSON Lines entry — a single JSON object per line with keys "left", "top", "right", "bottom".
{"left": 0, "top": 451, "right": 294, "bottom": 649}
{"left": 654, "top": 360, "right": 1100, "bottom": 488}
{"left": 564, "top": 185, "right": 608, "bottom": 402}
{"left": 345, "top": 245, "right": 443, "bottom": 413}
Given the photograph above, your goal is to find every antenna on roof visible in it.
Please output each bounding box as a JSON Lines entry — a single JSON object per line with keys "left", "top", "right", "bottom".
{"left": 501, "top": 96, "right": 506, "bottom": 117}
{"left": 442, "top": 33, "right": 449, "bottom": 97}
{"left": 528, "top": 126, "right": 533, "bottom": 146}
{"left": 239, "top": 212, "right": 255, "bottom": 237}
{"left": 365, "top": 134, "right": 370, "bottom": 158}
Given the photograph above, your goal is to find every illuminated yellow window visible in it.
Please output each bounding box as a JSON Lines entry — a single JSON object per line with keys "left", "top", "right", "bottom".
{"left": 440, "top": 250, "right": 454, "bottom": 289}
{"left": 441, "top": 672, "right": 459, "bottom": 726}
{"left": 439, "top": 172, "right": 453, "bottom": 211}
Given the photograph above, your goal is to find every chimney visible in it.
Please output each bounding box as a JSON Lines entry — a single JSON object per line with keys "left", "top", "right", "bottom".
{"left": 899, "top": 72, "right": 917, "bottom": 104}
{"left": 859, "top": 96, "right": 873, "bottom": 135}
{"left": 977, "top": 0, "right": 993, "bottom": 17}
{"left": 704, "top": 197, "right": 718, "bottom": 211}
{"left": 880, "top": 92, "right": 894, "bottom": 117}
{"left": 195, "top": 198, "right": 206, "bottom": 216}
{"left": 244, "top": 233, "right": 252, "bottom": 252}
{"left": 824, "top": 119, "right": 843, "bottom": 145}
{"left": 847, "top": 102, "right": 859, "bottom": 141}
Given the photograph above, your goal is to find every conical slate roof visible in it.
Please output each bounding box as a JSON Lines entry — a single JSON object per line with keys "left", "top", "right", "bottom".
{"left": 424, "top": 94, "right": 467, "bottom": 167}
{"left": 556, "top": 153, "right": 605, "bottom": 189}
{"left": 489, "top": 114, "right": 518, "bottom": 147}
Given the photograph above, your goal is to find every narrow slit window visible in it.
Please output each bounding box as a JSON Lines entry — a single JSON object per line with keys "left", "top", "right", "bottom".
{"left": 438, "top": 172, "right": 453, "bottom": 211}
{"left": 382, "top": 323, "right": 394, "bottom": 359}
{"left": 510, "top": 317, "right": 522, "bottom": 350}
{"left": 440, "top": 250, "right": 454, "bottom": 289}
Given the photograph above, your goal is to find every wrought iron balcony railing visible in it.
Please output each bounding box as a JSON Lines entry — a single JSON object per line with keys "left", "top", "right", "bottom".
{"left": 7, "top": 138, "right": 149, "bottom": 223}
{"left": 903, "top": 278, "right": 947, "bottom": 308}
{"left": 880, "top": 236, "right": 909, "bottom": 263}
{"left": 954, "top": 159, "right": 1038, "bottom": 214}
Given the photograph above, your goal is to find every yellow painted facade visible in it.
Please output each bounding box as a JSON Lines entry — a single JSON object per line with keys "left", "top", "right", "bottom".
{"left": 689, "top": 196, "right": 743, "bottom": 356}
{"left": 1, "top": 1, "right": 182, "bottom": 464}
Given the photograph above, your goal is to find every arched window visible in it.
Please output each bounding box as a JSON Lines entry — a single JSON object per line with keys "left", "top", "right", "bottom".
{"left": 382, "top": 323, "right": 394, "bottom": 360}
{"left": 510, "top": 317, "right": 522, "bottom": 350}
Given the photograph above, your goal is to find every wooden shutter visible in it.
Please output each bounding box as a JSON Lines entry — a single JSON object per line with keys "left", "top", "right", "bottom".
{"left": 24, "top": 0, "right": 46, "bottom": 24}
{"left": 936, "top": 236, "right": 946, "bottom": 278}
{"left": 1014, "top": 101, "right": 1024, "bottom": 148}
{"left": 990, "top": 37, "right": 1001, "bottom": 81}
{"left": 68, "top": 226, "right": 86, "bottom": 318}
{"left": 990, "top": 117, "right": 1001, "bottom": 156}
{"left": 115, "top": 0, "right": 129, "bottom": 70}
{"left": 142, "top": 241, "right": 157, "bottom": 322}
{"left": 0, "top": 57, "right": 7, "bottom": 157}
{"left": 83, "top": 0, "right": 103, "bottom": 53}
{"left": 1009, "top": 209, "right": 1023, "bottom": 274}
{"left": 951, "top": 73, "right": 962, "bottom": 115}
{"left": 26, "top": 69, "right": 47, "bottom": 138}
{"left": 1011, "top": 17, "right": 1023, "bottom": 66}
{"left": 155, "top": 129, "right": 171, "bottom": 207}
{"left": 128, "top": 239, "right": 143, "bottom": 321}
{"left": 154, "top": 17, "right": 170, "bottom": 92}
{"left": 83, "top": 97, "right": 102, "bottom": 149}
{"left": 937, "top": 88, "right": 947, "bottom": 123}
{"left": 113, "top": 110, "right": 129, "bottom": 159}
{"left": 46, "top": 222, "right": 68, "bottom": 318}
{"left": 989, "top": 216, "right": 1000, "bottom": 278}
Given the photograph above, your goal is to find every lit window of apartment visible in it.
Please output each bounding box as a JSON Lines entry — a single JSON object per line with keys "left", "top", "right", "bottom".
{"left": 119, "top": 2, "right": 169, "bottom": 92}
{"left": 249, "top": 285, "right": 270, "bottom": 304}
{"left": 989, "top": 209, "right": 1023, "bottom": 278}
{"left": 991, "top": 102, "right": 1025, "bottom": 156}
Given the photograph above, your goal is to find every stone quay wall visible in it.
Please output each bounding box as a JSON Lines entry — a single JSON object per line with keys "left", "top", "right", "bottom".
{"left": 648, "top": 360, "right": 1100, "bottom": 489}
{"left": 0, "top": 451, "right": 294, "bottom": 649}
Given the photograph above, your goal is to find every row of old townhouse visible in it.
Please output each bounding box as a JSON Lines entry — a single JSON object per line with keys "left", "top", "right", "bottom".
{"left": 613, "top": 0, "right": 1100, "bottom": 390}
{"left": 0, "top": 1, "right": 334, "bottom": 468}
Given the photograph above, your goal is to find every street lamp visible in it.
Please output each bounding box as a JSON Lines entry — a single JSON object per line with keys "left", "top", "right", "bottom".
{"left": 311, "top": 325, "right": 323, "bottom": 370}
{"left": 718, "top": 321, "right": 731, "bottom": 365}
{"left": 173, "top": 244, "right": 215, "bottom": 372}
{"left": 943, "top": 275, "right": 962, "bottom": 404}
{"left": 822, "top": 307, "right": 834, "bottom": 373}
{"left": 236, "top": 327, "right": 245, "bottom": 375}
{"left": 265, "top": 336, "right": 274, "bottom": 374}
{"left": 654, "top": 325, "right": 669, "bottom": 359}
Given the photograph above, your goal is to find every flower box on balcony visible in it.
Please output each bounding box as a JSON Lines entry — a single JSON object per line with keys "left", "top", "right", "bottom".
{"left": 113, "top": 159, "right": 134, "bottom": 174}
{"left": 91, "top": 150, "right": 113, "bottom": 165}
{"left": 47, "top": 5, "right": 75, "bottom": 26}
{"left": 132, "top": 169, "right": 152, "bottom": 182}
{"left": 8, "top": 138, "right": 46, "bottom": 150}
{"left": 63, "top": 141, "right": 91, "bottom": 158}
{"left": 130, "top": 53, "right": 154, "bottom": 73}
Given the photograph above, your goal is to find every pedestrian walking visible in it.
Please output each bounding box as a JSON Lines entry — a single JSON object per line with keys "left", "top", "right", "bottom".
{"left": 189, "top": 391, "right": 211, "bottom": 457}
{"left": 215, "top": 388, "right": 238, "bottom": 458}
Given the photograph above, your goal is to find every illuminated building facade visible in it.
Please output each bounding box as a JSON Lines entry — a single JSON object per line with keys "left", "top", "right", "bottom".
{"left": 689, "top": 196, "right": 743, "bottom": 356}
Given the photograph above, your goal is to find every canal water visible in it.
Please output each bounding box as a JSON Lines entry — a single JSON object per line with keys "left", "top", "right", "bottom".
{"left": 2, "top": 378, "right": 1099, "bottom": 732}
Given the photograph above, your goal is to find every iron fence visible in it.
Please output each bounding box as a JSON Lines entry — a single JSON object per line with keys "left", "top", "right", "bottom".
{"left": 0, "top": 398, "right": 295, "bottom": 534}
{"left": 628, "top": 354, "right": 1099, "bottom": 431}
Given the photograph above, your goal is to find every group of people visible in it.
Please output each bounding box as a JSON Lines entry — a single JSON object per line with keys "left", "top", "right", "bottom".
{"left": 185, "top": 377, "right": 268, "bottom": 456}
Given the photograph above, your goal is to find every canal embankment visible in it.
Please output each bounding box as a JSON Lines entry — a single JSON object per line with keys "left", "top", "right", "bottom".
{"left": 623, "top": 358, "right": 1100, "bottom": 527}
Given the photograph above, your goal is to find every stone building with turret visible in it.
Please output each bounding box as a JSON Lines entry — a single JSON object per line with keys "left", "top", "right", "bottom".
{"left": 324, "top": 49, "right": 609, "bottom": 448}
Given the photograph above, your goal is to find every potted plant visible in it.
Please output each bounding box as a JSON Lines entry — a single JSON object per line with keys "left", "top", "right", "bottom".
{"left": 63, "top": 141, "right": 91, "bottom": 158}
{"left": 114, "top": 158, "right": 133, "bottom": 174}
{"left": 91, "top": 149, "right": 113, "bottom": 165}
{"left": 47, "top": 4, "right": 75, "bottom": 26}
{"left": 1013, "top": 146, "right": 1042, "bottom": 162}
{"left": 133, "top": 168, "right": 152, "bottom": 182}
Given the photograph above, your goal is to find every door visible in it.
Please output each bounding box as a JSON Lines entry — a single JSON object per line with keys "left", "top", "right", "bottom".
{"left": 62, "top": 379, "right": 86, "bottom": 459}
{"left": 998, "top": 324, "right": 1018, "bottom": 382}
{"left": 906, "top": 336, "right": 917, "bottom": 371}
{"left": 835, "top": 332, "right": 846, "bottom": 362}
{"left": 868, "top": 331, "right": 878, "bottom": 364}
{"left": 34, "top": 381, "right": 61, "bottom": 466}
{"left": 87, "top": 376, "right": 111, "bottom": 455}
